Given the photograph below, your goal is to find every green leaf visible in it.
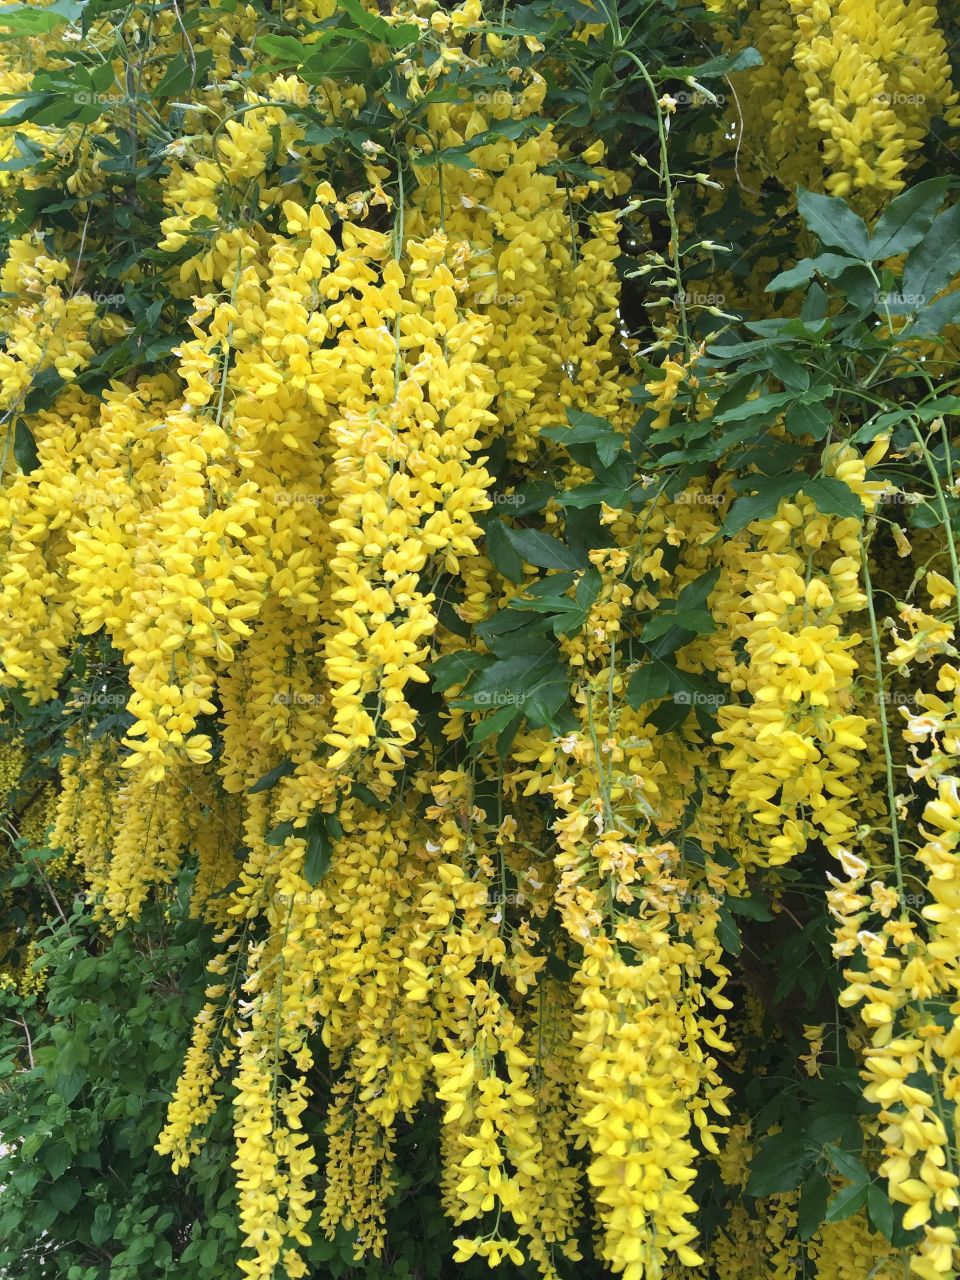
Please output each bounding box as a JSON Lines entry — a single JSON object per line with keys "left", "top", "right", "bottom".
{"left": 265, "top": 820, "right": 295, "bottom": 846}
{"left": 626, "top": 664, "right": 671, "bottom": 708}
{"left": 0, "top": 93, "right": 57, "bottom": 127}
{"left": 797, "top": 189, "right": 870, "bottom": 259}
{"left": 0, "top": 130, "right": 42, "bottom": 172}
{"left": 786, "top": 400, "right": 831, "bottom": 439}
{"left": 726, "top": 895, "right": 773, "bottom": 921}
{"left": 56, "top": 1070, "right": 84, "bottom": 1104}
{"left": 825, "top": 1179, "right": 869, "bottom": 1223}
{"left": 339, "top": 0, "right": 418, "bottom": 47}
{"left": 866, "top": 1183, "right": 894, "bottom": 1240}
{"left": 802, "top": 477, "right": 864, "bottom": 519}
{"left": 505, "top": 480, "right": 554, "bottom": 516}
{"left": 154, "top": 49, "right": 213, "bottom": 99}
{"left": 485, "top": 518, "right": 524, "bottom": 583}
{"left": 301, "top": 37, "right": 372, "bottom": 83}
{"left": 503, "top": 527, "right": 583, "bottom": 571}
{"left": 463, "top": 647, "right": 567, "bottom": 724}
{"left": 900, "top": 291, "right": 960, "bottom": 339}
{"left": 555, "top": 481, "right": 630, "bottom": 509}
{"left": 49, "top": 1176, "right": 81, "bottom": 1213}
{"left": 542, "top": 410, "right": 625, "bottom": 467}
{"left": 767, "top": 253, "right": 858, "bottom": 292}
{"left": 350, "top": 782, "right": 388, "bottom": 811}
{"left": 303, "top": 813, "right": 335, "bottom": 885}
{"left": 91, "top": 1204, "right": 113, "bottom": 1246}
{"left": 13, "top": 421, "right": 39, "bottom": 473}
{"left": 662, "top": 46, "right": 762, "bottom": 79}
{"left": 0, "top": 1, "right": 80, "bottom": 34}
{"left": 198, "top": 1238, "right": 218, "bottom": 1267}
{"left": 721, "top": 474, "right": 804, "bottom": 536}
{"left": 798, "top": 1170, "right": 831, "bottom": 1241}
{"left": 676, "top": 568, "right": 721, "bottom": 612}
{"left": 902, "top": 202, "right": 960, "bottom": 308}
{"left": 717, "top": 906, "right": 742, "bottom": 956}
{"left": 41, "top": 1142, "right": 72, "bottom": 1181}
{"left": 869, "top": 178, "right": 951, "bottom": 260}
{"left": 713, "top": 389, "right": 797, "bottom": 425}
{"left": 825, "top": 1146, "right": 869, "bottom": 1184}
{"left": 255, "top": 35, "right": 309, "bottom": 65}
{"left": 412, "top": 116, "right": 547, "bottom": 168}
{"left": 429, "top": 650, "right": 487, "bottom": 692}
{"left": 470, "top": 702, "right": 519, "bottom": 744}
{"left": 747, "top": 1134, "right": 815, "bottom": 1196}
{"left": 249, "top": 759, "right": 295, "bottom": 794}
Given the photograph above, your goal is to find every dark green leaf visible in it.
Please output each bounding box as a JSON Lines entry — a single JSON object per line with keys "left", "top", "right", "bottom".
{"left": 662, "top": 46, "right": 762, "bottom": 79}
{"left": 747, "top": 1134, "right": 815, "bottom": 1196}
{"left": 900, "top": 291, "right": 960, "bottom": 338}
{"left": 717, "top": 906, "right": 742, "bottom": 957}
{"left": 542, "top": 410, "right": 625, "bottom": 467}
{"left": 721, "top": 474, "right": 804, "bottom": 536}
{"left": 866, "top": 1184, "right": 894, "bottom": 1240}
{"left": 825, "top": 1146, "right": 869, "bottom": 1184}
{"left": 265, "top": 820, "right": 295, "bottom": 846}
{"left": 803, "top": 477, "right": 864, "bottom": 519}
{"left": 0, "top": 93, "right": 57, "bottom": 127}
{"left": 902, "top": 202, "right": 960, "bottom": 307}
{"left": 485, "top": 519, "right": 524, "bottom": 583}
{"left": 249, "top": 759, "right": 295, "bottom": 794}
{"left": 503, "top": 527, "right": 583, "bottom": 571}
{"left": 626, "top": 664, "right": 671, "bottom": 708}
{"left": 154, "top": 50, "right": 213, "bottom": 99}
{"left": 714, "top": 390, "right": 797, "bottom": 424}
{"left": 726, "top": 896, "right": 773, "bottom": 921}
{"left": 303, "top": 814, "right": 333, "bottom": 885}
{"left": 0, "top": 1, "right": 80, "bottom": 34}
{"left": 786, "top": 400, "right": 831, "bottom": 439}
{"left": 13, "top": 421, "right": 39, "bottom": 473}
{"left": 255, "top": 35, "right": 309, "bottom": 65}
{"left": 869, "top": 178, "right": 951, "bottom": 260}
{"left": 49, "top": 1176, "right": 81, "bottom": 1213}
{"left": 767, "top": 253, "right": 857, "bottom": 292}
{"left": 798, "top": 1170, "right": 831, "bottom": 1240}
{"left": 429, "top": 650, "right": 487, "bottom": 692}
{"left": 797, "top": 189, "right": 870, "bottom": 259}
{"left": 825, "top": 1180, "right": 869, "bottom": 1223}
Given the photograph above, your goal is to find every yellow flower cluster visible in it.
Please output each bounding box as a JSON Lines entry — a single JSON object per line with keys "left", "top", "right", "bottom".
{"left": 729, "top": 0, "right": 960, "bottom": 198}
